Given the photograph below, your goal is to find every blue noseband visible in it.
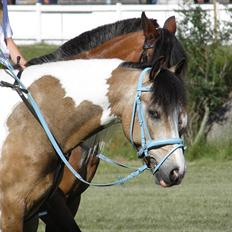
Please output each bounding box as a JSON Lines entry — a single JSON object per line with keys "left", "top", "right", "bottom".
{"left": 129, "top": 67, "right": 184, "bottom": 173}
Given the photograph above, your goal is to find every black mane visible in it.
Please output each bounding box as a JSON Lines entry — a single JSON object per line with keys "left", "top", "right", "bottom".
{"left": 151, "top": 68, "right": 186, "bottom": 114}
{"left": 27, "top": 18, "right": 145, "bottom": 66}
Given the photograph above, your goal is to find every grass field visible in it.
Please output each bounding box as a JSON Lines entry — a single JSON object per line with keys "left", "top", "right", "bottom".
{"left": 19, "top": 43, "right": 58, "bottom": 60}
{"left": 37, "top": 159, "right": 232, "bottom": 232}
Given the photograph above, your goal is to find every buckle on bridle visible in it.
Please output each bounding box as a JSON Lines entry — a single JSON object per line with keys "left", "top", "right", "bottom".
{"left": 137, "top": 147, "right": 146, "bottom": 158}
{"left": 143, "top": 43, "right": 155, "bottom": 50}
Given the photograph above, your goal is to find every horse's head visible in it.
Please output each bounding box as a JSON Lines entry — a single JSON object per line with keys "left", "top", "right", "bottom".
{"left": 141, "top": 13, "right": 187, "bottom": 77}
{"left": 120, "top": 57, "right": 187, "bottom": 187}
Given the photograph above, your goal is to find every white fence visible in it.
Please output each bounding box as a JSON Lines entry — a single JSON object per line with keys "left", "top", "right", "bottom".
{"left": 8, "top": 3, "right": 232, "bottom": 45}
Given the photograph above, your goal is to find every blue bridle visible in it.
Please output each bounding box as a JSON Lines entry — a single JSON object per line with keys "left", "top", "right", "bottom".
{"left": 129, "top": 67, "right": 184, "bottom": 174}
{"left": 0, "top": 56, "right": 184, "bottom": 186}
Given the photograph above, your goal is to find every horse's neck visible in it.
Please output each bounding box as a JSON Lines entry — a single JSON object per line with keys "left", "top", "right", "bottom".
{"left": 66, "top": 31, "right": 144, "bottom": 62}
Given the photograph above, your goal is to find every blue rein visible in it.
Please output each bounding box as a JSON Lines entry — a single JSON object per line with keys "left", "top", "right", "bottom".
{"left": 0, "top": 56, "right": 184, "bottom": 187}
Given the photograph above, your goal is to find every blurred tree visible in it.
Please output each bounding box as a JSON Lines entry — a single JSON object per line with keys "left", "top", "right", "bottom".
{"left": 177, "top": 4, "right": 232, "bottom": 147}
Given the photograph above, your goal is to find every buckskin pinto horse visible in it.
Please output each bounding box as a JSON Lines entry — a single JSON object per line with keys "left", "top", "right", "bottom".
{"left": 0, "top": 52, "right": 187, "bottom": 231}
{"left": 24, "top": 13, "right": 187, "bottom": 232}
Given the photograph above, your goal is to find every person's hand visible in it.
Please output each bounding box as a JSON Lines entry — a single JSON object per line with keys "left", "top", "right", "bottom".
{"left": 14, "top": 56, "right": 27, "bottom": 70}
{"left": 6, "top": 38, "right": 27, "bottom": 70}
{"left": 18, "top": 56, "right": 27, "bottom": 69}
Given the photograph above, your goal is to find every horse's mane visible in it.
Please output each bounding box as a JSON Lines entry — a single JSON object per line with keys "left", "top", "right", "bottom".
{"left": 27, "top": 18, "right": 158, "bottom": 66}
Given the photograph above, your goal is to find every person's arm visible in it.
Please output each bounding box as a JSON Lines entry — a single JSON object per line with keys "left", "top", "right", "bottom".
{"left": 5, "top": 37, "right": 27, "bottom": 69}
{"left": 3, "top": 0, "right": 27, "bottom": 69}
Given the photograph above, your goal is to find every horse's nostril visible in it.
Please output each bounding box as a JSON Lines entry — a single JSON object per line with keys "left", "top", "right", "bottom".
{"left": 169, "top": 168, "right": 180, "bottom": 184}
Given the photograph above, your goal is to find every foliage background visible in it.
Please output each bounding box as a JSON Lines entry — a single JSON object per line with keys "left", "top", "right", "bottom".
{"left": 176, "top": 4, "right": 232, "bottom": 160}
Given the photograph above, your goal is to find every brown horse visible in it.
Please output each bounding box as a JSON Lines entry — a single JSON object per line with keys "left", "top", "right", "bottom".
{"left": 24, "top": 13, "right": 187, "bottom": 232}
{"left": 0, "top": 53, "right": 187, "bottom": 231}
{"left": 27, "top": 13, "right": 159, "bottom": 66}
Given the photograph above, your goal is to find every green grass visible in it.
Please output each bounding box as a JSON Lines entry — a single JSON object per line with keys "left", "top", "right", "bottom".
{"left": 38, "top": 160, "right": 232, "bottom": 232}
{"left": 187, "top": 140, "right": 232, "bottom": 161}
{"left": 19, "top": 43, "right": 58, "bottom": 61}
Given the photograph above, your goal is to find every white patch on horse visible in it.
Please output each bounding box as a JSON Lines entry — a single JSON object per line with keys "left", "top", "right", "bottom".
{"left": 169, "top": 111, "right": 185, "bottom": 174}
{"left": 0, "top": 59, "right": 122, "bottom": 156}
{"left": 46, "top": 59, "right": 122, "bottom": 125}
{"left": 0, "top": 69, "right": 21, "bottom": 156}
{"left": 22, "top": 59, "right": 122, "bottom": 125}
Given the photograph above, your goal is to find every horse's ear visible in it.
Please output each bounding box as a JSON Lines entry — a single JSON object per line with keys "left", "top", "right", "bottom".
{"left": 150, "top": 56, "right": 165, "bottom": 81}
{"left": 169, "top": 59, "right": 186, "bottom": 76}
{"left": 163, "top": 16, "right": 176, "bottom": 34}
{"left": 141, "top": 12, "right": 159, "bottom": 38}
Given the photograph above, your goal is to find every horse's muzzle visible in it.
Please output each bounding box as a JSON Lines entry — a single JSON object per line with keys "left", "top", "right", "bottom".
{"left": 144, "top": 154, "right": 185, "bottom": 187}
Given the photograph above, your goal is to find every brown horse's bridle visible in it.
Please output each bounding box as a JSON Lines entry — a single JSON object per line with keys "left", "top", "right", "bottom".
{"left": 139, "top": 43, "right": 156, "bottom": 64}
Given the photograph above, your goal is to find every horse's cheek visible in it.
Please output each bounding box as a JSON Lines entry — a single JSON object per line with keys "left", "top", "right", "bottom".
{"left": 121, "top": 111, "right": 140, "bottom": 144}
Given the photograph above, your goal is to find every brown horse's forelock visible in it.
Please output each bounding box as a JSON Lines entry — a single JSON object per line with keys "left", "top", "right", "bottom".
{"left": 151, "top": 69, "right": 186, "bottom": 115}
{"left": 27, "top": 18, "right": 158, "bottom": 66}
{"left": 151, "top": 29, "right": 187, "bottom": 76}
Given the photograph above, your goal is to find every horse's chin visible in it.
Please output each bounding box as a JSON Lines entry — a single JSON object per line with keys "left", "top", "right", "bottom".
{"left": 155, "top": 178, "right": 170, "bottom": 187}
{"left": 154, "top": 172, "right": 173, "bottom": 188}
{"left": 154, "top": 171, "right": 183, "bottom": 188}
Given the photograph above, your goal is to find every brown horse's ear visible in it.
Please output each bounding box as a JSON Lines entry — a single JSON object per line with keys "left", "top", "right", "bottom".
{"left": 141, "top": 12, "right": 159, "bottom": 38}
{"left": 163, "top": 16, "right": 176, "bottom": 34}
{"left": 150, "top": 56, "right": 165, "bottom": 81}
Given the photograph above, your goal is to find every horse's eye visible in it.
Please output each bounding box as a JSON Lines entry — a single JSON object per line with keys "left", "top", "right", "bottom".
{"left": 148, "top": 110, "right": 160, "bottom": 120}
{"left": 178, "top": 119, "right": 186, "bottom": 136}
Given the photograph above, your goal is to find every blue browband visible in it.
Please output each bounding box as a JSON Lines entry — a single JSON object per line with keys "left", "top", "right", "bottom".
{"left": 129, "top": 67, "right": 184, "bottom": 173}
{"left": 0, "top": 55, "right": 184, "bottom": 186}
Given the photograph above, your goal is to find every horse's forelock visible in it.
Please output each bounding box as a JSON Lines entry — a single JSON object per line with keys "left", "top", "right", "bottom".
{"left": 151, "top": 29, "right": 187, "bottom": 72}
{"left": 151, "top": 69, "right": 186, "bottom": 115}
